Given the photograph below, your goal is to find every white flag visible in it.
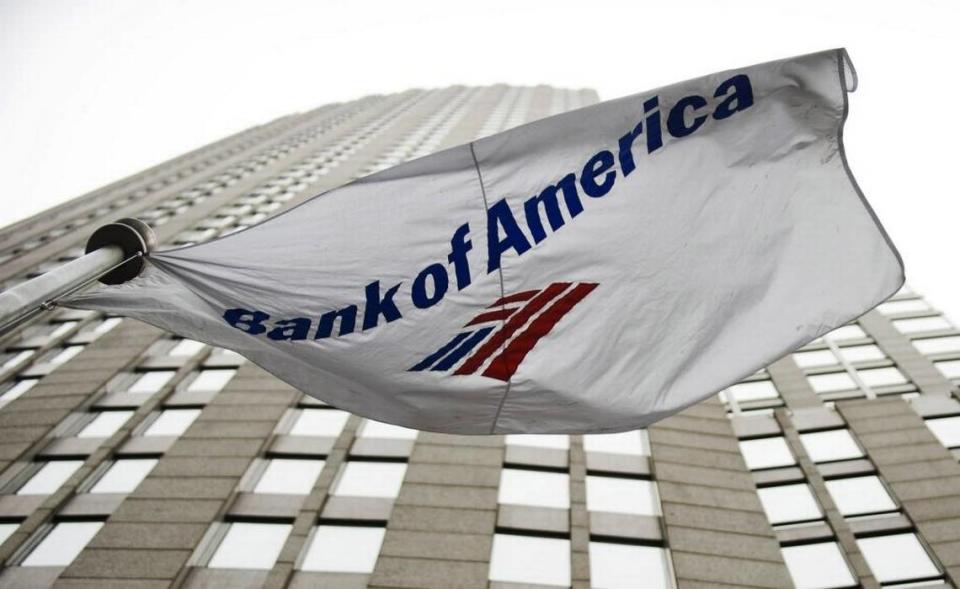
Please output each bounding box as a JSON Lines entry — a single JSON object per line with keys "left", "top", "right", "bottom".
{"left": 67, "top": 49, "right": 903, "bottom": 434}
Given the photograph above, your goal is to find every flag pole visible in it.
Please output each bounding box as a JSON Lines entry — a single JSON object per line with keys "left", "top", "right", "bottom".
{"left": 0, "top": 218, "right": 155, "bottom": 335}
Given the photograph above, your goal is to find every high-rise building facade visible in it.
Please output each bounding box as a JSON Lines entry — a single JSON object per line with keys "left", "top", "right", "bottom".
{"left": 0, "top": 86, "right": 957, "bottom": 589}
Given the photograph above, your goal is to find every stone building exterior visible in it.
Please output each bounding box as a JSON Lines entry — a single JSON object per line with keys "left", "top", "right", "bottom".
{"left": 0, "top": 85, "right": 957, "bottom": 588}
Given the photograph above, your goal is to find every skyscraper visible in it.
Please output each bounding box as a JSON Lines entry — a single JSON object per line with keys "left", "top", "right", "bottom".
{"left": 0, "top": 85, "right": 957, "bottom": 588}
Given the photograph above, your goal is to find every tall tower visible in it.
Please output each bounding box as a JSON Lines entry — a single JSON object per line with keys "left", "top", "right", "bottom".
{"left": 0, "top": 86, "right": 957, "bottom": 588}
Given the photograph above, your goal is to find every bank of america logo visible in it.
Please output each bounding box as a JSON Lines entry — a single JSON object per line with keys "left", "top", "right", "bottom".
{"left": 410, "top": 282, "right": 598, "bottom": 381}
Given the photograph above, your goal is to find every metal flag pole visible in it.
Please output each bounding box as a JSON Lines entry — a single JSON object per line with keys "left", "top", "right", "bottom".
{"left": 0, "top": 218, "right": 156, "bottom": 336}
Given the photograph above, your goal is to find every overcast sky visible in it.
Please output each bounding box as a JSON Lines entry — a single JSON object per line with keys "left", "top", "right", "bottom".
{"left": 1, "top": 0, "right": 958, "bottom": 317}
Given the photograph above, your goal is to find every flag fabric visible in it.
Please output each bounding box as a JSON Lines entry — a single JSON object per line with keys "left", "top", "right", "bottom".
{"left": 66, "top": 48, "right": 903, "bottom": 434}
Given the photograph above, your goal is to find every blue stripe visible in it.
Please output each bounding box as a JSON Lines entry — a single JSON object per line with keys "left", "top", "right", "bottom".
{"left": 409, "top": 332, "right": 472, "bottom": 371}
{"left": 432, "top": 326, "right": 495, "bottom": 372}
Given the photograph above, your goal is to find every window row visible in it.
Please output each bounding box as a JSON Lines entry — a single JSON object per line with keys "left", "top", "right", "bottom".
{"left": 758, "top": 475, "right": 897, "bottom": 524}
{"left": 7, "top": 457, "right": 158, "bottom": 496}
{"left": 806, "top": 366, "right": 911, "bottom": 395}
{"left": 0, "top": 122, "right": 291, "bottom": 262}
{"left": 201, "top": 523, "right": 676, "bottom": 588}
{"left": 489, "top": 533, "right": 673, "bottom": 588}
{"left": 740, "top": 429, "right": 864, "bottom": 470}
{"left": 783, "top": 533, "right": 941, "bottom": 588}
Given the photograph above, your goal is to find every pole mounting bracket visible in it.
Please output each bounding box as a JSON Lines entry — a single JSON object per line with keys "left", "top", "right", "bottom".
{"left": 85, "top": 218, "right": 157, "bottom": 285}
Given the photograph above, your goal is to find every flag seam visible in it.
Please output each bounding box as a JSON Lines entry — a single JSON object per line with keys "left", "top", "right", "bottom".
{"left": 468, "top": 141, "right": 513, "bottom": 433}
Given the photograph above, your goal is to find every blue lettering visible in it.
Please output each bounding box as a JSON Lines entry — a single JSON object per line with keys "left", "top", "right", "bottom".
{"left": 581, "top": 150, "right": 616, "bottom": 198}
{"left": 362, "top": 280, "right": 403, "bottom": 330}
{"left": 224, "top": 75, "right": 755, "bottom": 340}
{"left": 412, "top": 263, "right": 449, "bottom": 309}
{"left": 487, "top": 200, "right": 532, "bottom": 272}
{"left": 668, "top": 95, "right": 708, "bottom": 138}
{"left": 618, "top": 121, "right": 643, "bottom": 176}
{"left": 644, "top": 96, "right": 663, "bottom": 153}
{"left": 224, "top": 308, "right": 269, "bottom": 335}
{"left": 315, "top": 306, "right": 357, "bottom": 339}
{"left": 448, "top": 223, "right": 473, "bottom": 290}
{"left": 523, "top": 174, "right": 582, "bottom": 244}
{"left": 267, "top": 318, "right": 311, "bottom": 341}
{"left": 713, "top": 74, "right": 754, "bottom": 120}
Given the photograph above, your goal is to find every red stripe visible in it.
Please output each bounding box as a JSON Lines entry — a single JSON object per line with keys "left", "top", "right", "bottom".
{"left": 489, "top": 289, "right": 539, "bottom": 308}
{"left": 482, "top": 283, "right": 598, "bottom": 382}
{"left": 464, "top": 308, "right": 515, "bottom": 327}
{"left": 454, "top": 283, "right": 570, "bottom": 375}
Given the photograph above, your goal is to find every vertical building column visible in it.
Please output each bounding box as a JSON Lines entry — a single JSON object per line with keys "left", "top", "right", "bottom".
{"left": 774, "top": 410, "right": 878, "bottom": 586}
{"left": 859, "top": 312, "right": 957, "bottom": 396}
{"left": 263, "top": 414, "right": 359, "bottom": 589}
{"left": 649, "top": 399, "right": 792, "bottom": 588}
{"left": 569, "top": 436, "right": 590, "bottom": 589}
{"left": 840, "top": 397, "right": 960, "bottom": 582}
{"left": 368, "top": 433, "right": 500, "bottom": 589}
{"left": 767, "top": 356, "right": 824, "bottom": 409}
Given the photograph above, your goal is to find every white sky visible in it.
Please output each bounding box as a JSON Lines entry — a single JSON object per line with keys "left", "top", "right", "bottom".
{"left": 1, "top": 0, "right": 958, "bottom": 317}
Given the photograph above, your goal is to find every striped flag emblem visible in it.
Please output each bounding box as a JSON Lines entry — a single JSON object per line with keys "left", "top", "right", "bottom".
{"left": 410, "top": 282, "right": 598, "bottom": 381}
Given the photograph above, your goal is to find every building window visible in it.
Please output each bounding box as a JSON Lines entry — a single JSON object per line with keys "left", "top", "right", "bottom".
{"left": 88, "top": 317, "right": 122, "bottom": 335}
{"left": 582, "top": 430, "right": 648, "bottom": 456}
{"left": 826, "top": 325, "right": 867, "bottom": 341}
{"left": 47, "top": 345, "right": 84, "bottom": 365}
{"left": 498, "top": 468, "right": 569, "bottom": 509}
{"left": 17, "top": 460, "right": 84, "bottom": 495}
{"left": 807, "top": 372, "right": 857, "bottom": 394}
{"left": 925, "top": 416, "right": 960, "bottom": 449}
{"left": 856, "top": 533, "right": 940, "bottom": 584}
{"left": 489, "top": 533, "right": 570, "bottom": 587}
{"left": 837, "top": 344, "right": 886, "bottom": 363}
{"left": 207, "top": 347, "right": 246, "bottom": 365}
{"left": 143, "top": 409, "right": 202, "bottom": 437}
{"left": 2, "top": 350, "right": 35, "bottom": 370}
{"left": 70, "top": 317, "right": 122, "bottom": 342}
{"left": 589, "top": 541, "right": 672, "bottom": 589}
{"left": 208, "top": 522, "right": 292, "bottom": 570}
{"left": 913, "top": 336, "right": 960, "bottom": 355}
{"left": 934, "top": 360, "right": 960, "bottom": 380}
{"left": 877, "top": 299, "right": 931, "bottom": 315}
{"left": 722, "top": 380, "right": 780, "bottom": 403}
{"left": 893, "top": 316, "right": 952, "bottom": 334}
{"left": 357, "top": 419, "right": 418, "bottom": 440}
{"left": 0, "top": 523, "right": 18, "bottom": 545}
{"left": 298, "top": 525, "right": 385, "bottom": 573}
{"left": 168, "top": 339, "right": 206, "bottom": 357}
{"left": 332, "top": 462, "right": 407, "bottom": 498}
{"left": 254, "top": 459, "right": 325, "bottom": 494}
{"left": 128, "top": 370, "right": 176, "bottom": 394}
{"left": 20, "top": 522, "right": 104, "bottom": 567}
{"left": 781, "top": 542, "right": 855, "bottom": 589}
{"left": 48, "top": 321, "right": 79, "bottom": 339}
{"left": 185, "top": 369, "right": 236, "bottom": 392}
{"left": 757, "top": 483, "right": 822, "bottom": 525}
{"left": 738, "top": 437, "right": 795, "bottom": 470}
{"left": 89, "top": 459, "right": 157, "bottom": 494}
{"left": 76, "top": 411, "right": 134, "bottom": 438}
{"left": 799, "top": 430, "right": 863, "bottom": 463}
{"left": 506, "top": 434, "right": 569, "bottom": 450}
{"left": 856, "top": 367, "right": 908, "bottom": 387}
{"left": 0, "top": 378, "right": 40, "bottom": 407}
{"left": 289, "top": 408, "right": 350, "bottom": 437}
{"left": 793, "top": 349, "right": 838, "bottom": 368}
{"left": 824, "top": 476, "right": 897, "bottom": 516}
{"left": 585, "top": 475, "right": 659, "bottom": 515}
